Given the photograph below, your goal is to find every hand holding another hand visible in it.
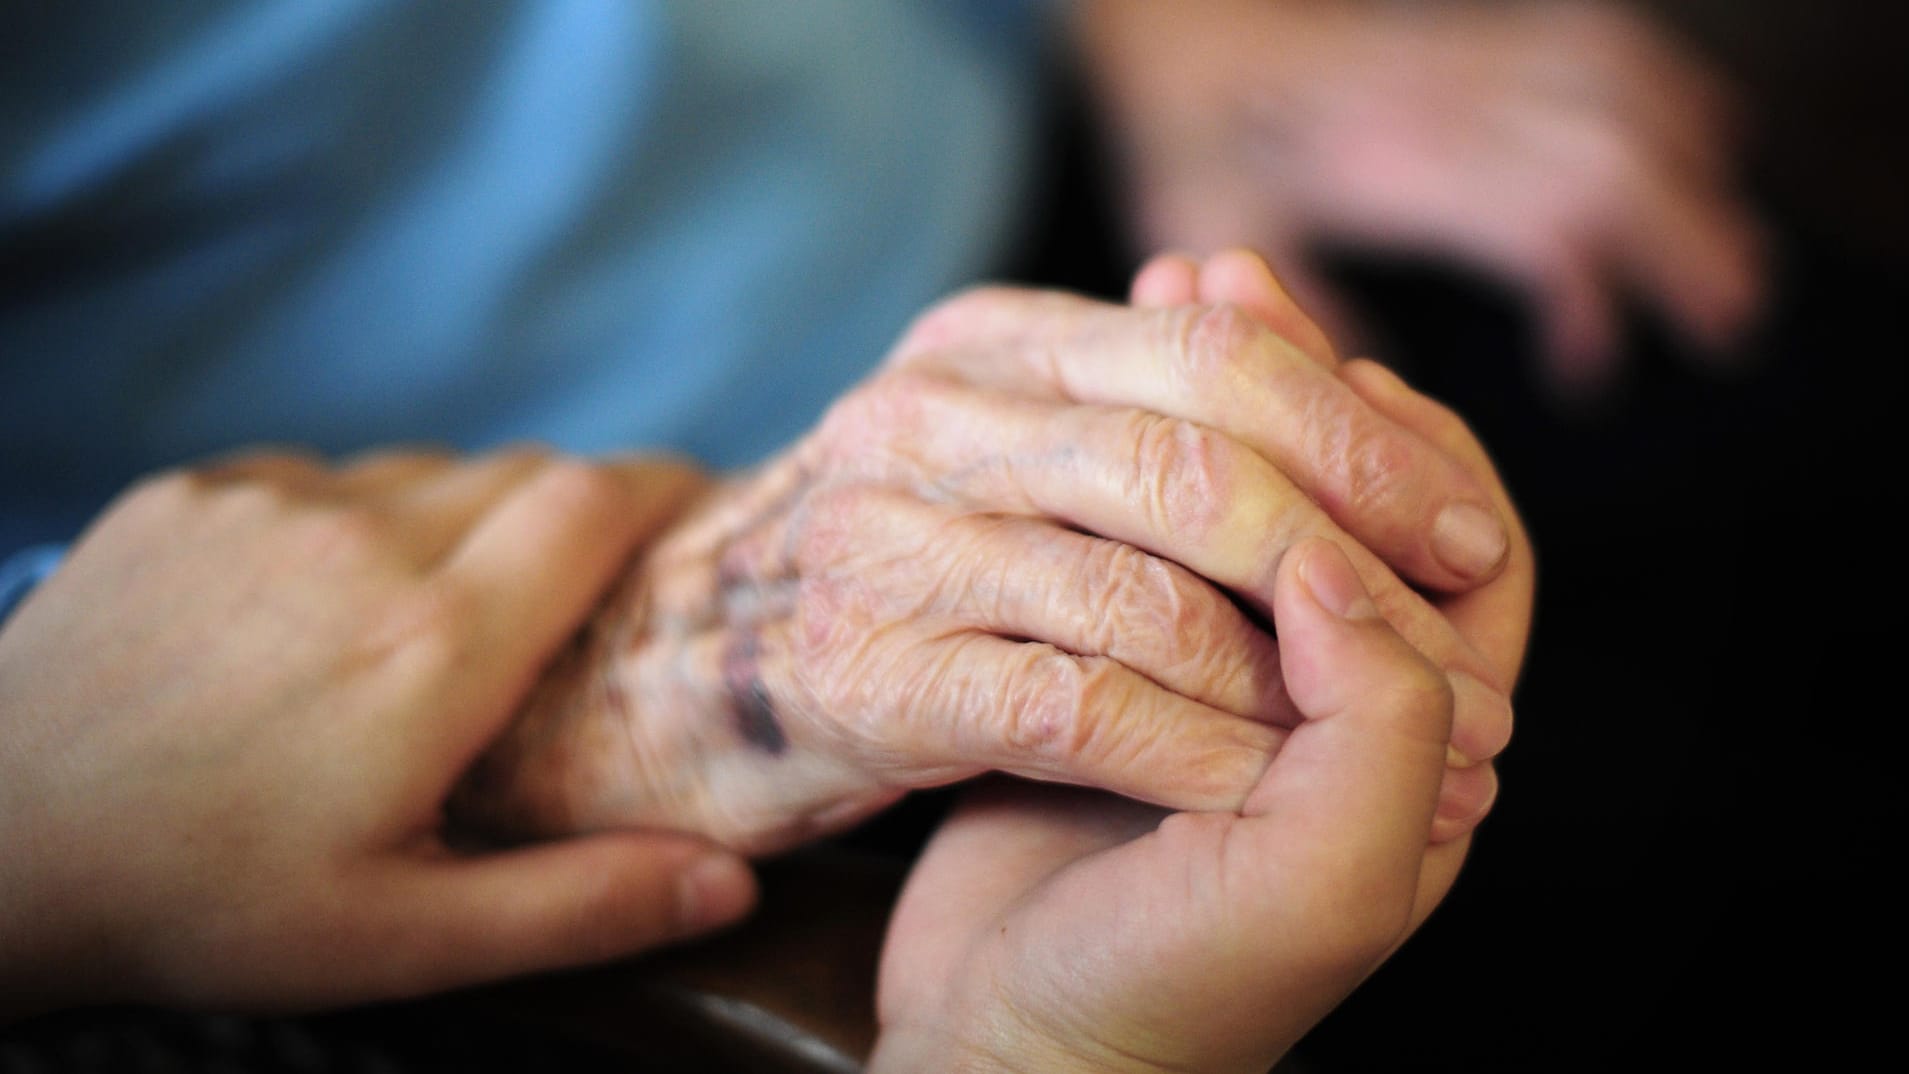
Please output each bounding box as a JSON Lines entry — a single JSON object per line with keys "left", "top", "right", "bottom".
{"left": 458, "top": 251, "right": 1531, "bottom": 856}
{"left": 0, "top": 451, "right": 757, "bottom": 1015}
{"left": 871, "top": 539, "right": 1462, "bottom": 1074}
{"left": 866, "top": 252, "right": 1535, "bottom": 1072}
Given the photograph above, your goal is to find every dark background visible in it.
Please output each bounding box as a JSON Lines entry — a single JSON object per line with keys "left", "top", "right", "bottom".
{"left": 1283, "top": 2, "right": 1907, "bottom": 1067}
{"left": 1022, "top": 1, "right": 1906, "bottom": 1067}
{"left": 5, "top": 2, "right": 1901, "bottom": 1070}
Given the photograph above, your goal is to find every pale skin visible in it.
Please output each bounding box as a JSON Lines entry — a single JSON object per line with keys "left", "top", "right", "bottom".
{"left": 870, "top": 251, "right": 1535, "bottom": 1072}
{"left": 454, "top": 253, "right": 1531, "bottom": 856}
{"left": 0, "top": 450, "right": 759, "bottom": 1016}
{"left": 0, "top": 254, "right": 1531, "bottom": 1044}
{"left": 872, "top": 540, "right": 1463, "bottom": 1074}
{"left": 1073, "top": 0, "right": 1766, "bottom": 393}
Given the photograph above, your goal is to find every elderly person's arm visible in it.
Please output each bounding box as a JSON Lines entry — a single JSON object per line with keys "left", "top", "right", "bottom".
{"left": 0, "top": 254, "right": 1527, "bottom": 1016}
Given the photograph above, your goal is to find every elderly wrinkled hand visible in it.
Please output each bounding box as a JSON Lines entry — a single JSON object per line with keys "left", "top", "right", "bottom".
{"left": 456, "top": 257, "right": 1529, "bottom": 855}
{"left": 1076, "top": 0, "right": 1765, "bottom": 392}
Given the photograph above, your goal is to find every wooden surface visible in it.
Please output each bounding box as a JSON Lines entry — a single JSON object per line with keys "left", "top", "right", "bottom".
{"left": 445, "top": 848, "right": 904, "bottom": 1073}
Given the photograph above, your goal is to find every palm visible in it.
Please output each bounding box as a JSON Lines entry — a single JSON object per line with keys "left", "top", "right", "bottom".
{"left": 878, "top": 779, "right": 1467, "bottom": 1074}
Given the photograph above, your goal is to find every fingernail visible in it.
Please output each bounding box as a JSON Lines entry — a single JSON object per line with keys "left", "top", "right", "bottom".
{"left": 1436, "top": 762, "right": 1499, "bottom": 823}
{"left": 676, "top": 854, "right": 754, "bottom": 933}
{"left": 1299, "top": 542, "right": 1379, "bottom": 620}
{"left": 1431, "top": 763, "right": 1499, "bottom": 844}
{"left": 1431, "top": 502, "right": 1510, "bottom": 580}
{"left": 1447, "top": 672, "right": 1514, "bottom": 766}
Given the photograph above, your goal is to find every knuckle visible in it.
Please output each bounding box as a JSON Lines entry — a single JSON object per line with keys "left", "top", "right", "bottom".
{"left": 480, "top": 443, "right": 557, "bottom": 482}
{"left": 815, "top": 370, "right": 941, "bottom": 457}
{"left": 528, "top": 457, "right": 630, "bottom": 519}
{"left": 1380, "top": 660, "right": 1457, "bottom": 726}
{"left": 110, "top": 468, "right": 205, "bottom": 523}
{"left": 1079, "top": 542, "right": 1195, "bottom": 653}
{"left": 1004, "top": 650, "right": 1121, "bottom": 764}
{"left": 785, "top": 482, "right": 869, "bottom": 573}
{"left": 289, "top": 502, "right": 388, "bottom": 566}
{"left": 1122, "top": 411, "right": 1236, "bottom": 538}
{"left": 791, "top": 572, "right": 860, "bottom": 663}
{"left": 1332, "top": 422, "right": 1425, "bottom": 524}
{"left": 1170, "top": 302, "right": 1273, "bottom": 393}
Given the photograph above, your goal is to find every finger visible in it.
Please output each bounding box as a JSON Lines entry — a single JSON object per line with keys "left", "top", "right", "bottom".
{"left": 1519, "top": 2, "right": 1741, "bottom": 185}
{"left": 1195, "top": 248, "right": 1338, "bottom": 367}
{"left": 372, "top": 446, "right": 555, "bottom": 562}
{"left": 1431, "top": 760, "right": 1499, "bottom": 844}
{"left": 1261, "top": 250, "right": 1373, "bottom": 363}
{"left": 1501, "top": 100, "right": 1763, "bottom": 363}
{"left": 436, "top": 459, "right": 657, "bottom": 744}
{"left": 1529, "top": 240, "right": 1625, "bottom": 394}
{"left": 193, "top": 448, "right": 331, "bottom": 492}
{"left": 741, "top": 487, "right": 1290, "bottom": 723}
{"left": 1610, "top": 167, "right": 1765, "bottom": 358}
{"left": 365, "top": 835, "right": 756, "bottom": 998}
{"left": 743, "top": 622, "right": 1285, "bottom": 814}
{"left": 333, "top": 447, "right": 457, "bottom": 495}
{"left": 1128, "top": 251, "right": 1201, "bottom": 306}
{"left": 1337, "top": 358, "right": 1533, "bottom": 692}
{"left": 1128, "top": 247, "right": 1343, "bottom": 369}
{"left": 893, "top": 289, "right": 1510, "bottom": 591}
{"left": 807, "top": 373, "right": 1510, "bottom": 760}
{"left": 1224, "top": 539, "right": 1451, "bottom": 972}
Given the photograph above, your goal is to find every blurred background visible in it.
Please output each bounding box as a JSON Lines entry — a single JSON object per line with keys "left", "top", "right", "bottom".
{"left": 4, "top": 0, "right": 1903, "bottom": 1070}
{"left": 1004, "top": 0, "right": 1908, "bottom": 1066}
{"left": 1256, "top": 1, "right": 1907, "bottom": 1067}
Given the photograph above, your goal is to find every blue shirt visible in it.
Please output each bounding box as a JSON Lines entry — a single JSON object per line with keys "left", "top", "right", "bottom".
{"left": 1, "top": 0, "right": 1048, "bottom": 554}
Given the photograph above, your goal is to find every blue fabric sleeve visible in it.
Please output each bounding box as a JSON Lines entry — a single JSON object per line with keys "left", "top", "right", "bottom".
{"left": 0, "top": 544, "right": 66, "bottom": 627}
{"left": 3, "top": 0, "right": 1049, "bottom": 547}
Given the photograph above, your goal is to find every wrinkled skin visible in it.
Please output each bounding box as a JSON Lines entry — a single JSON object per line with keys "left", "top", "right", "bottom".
{"left": 457, "top": 252, "right": 1532, "bottom": 856}
{"left": 1075, "top": 0, "right": 1766, "bottom": 392}
{"left": 868, "top": 256, "right": 1537, "bottom": 1072}
{"left": 871, "top": 542, "right": 1464, "bottom": 1074}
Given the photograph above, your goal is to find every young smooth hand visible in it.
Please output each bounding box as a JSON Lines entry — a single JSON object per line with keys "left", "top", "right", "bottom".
{"left": 0, "top": 450, "right": 757, "bottom": 1016}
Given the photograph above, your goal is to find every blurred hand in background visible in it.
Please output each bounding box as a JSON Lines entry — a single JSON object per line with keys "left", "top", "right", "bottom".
{"left": 1074, "top": 0, "right": 1767, "bottom": 394}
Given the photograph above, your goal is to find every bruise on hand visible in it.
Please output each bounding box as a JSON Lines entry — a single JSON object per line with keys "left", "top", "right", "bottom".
{"left": 722, "top": 632, "right": 788, "bottom": 755}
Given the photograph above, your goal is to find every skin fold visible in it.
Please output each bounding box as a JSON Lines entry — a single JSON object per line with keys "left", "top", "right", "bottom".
{"left": 455, "top": 252, "right": 1531, "bottom": 856}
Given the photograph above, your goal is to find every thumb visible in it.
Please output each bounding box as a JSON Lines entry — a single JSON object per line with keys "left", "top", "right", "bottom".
{"left": 374, "top": 833, "right": 757, "bottom": 997}
{"left": 1231, "top": 539, "right": 1453, "bottom": 966}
